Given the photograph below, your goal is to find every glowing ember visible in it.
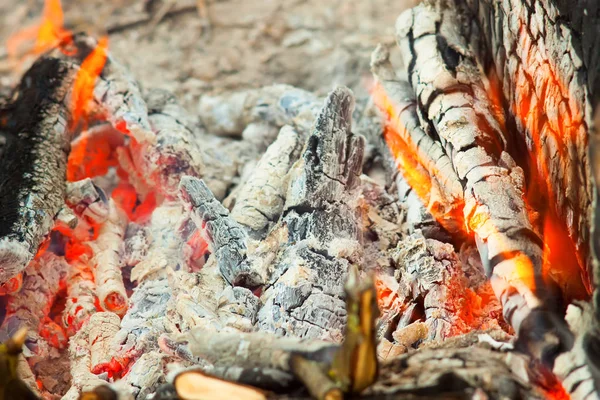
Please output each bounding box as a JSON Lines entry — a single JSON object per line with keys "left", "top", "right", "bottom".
{"left": 67, "top": 126, "right": 124, "bottom": 182}
{"left": 0, "top": 273, "right": 23, "bottom": 296}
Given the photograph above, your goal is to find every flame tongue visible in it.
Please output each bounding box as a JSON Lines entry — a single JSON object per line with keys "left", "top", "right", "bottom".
{"left": 6, "top": 0, "right": 72, "bottom": 59}
{"left": 35, "top": 0, "right": 71, "bottom": 53}
{"left": 70, "top": 36, "right": 109, "bottom": 130}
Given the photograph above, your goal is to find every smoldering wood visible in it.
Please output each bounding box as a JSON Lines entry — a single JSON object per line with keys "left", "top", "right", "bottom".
{"left": 90, "top": 200, "right": 128, "bottom": 316}
{"left": 369, "top": 44, "right": 464, "bottom": 238}
{"left": 464, "top": 0, "right": 593, "bottom": 275}
{"left": 64, "top": 314, "right": 119, "bottom": 399}
{"left": 88, "top": 312, "right": 121, "bottom": 375}
{"left": 65, "top": 178, "right": 109, "bottom": 225}
{"left": 390, "top": 232, "right": 503, "bottom": 341}
{"left": 393, "top": 1, "right": 573, "bottom": 362}
{"left": 63, "top": 260, "right": 97, "bottom": 337}
{"left": 142, "top": 88, "right": 242, "bottom": 202}
{"left": 136, "top": 89, "right": 205, "bottom": 200}
{"left": 0, "top": 253, "right": 69, "bottom": 354}
{"left": 0, "top": 57, "right": 76, "bottom": 285}
{"left": 75, "top": 34, "right": 155, "bottom": 144}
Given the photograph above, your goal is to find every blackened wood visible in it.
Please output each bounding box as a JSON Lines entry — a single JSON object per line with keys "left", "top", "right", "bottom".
{"left": 0, "top": 57, "right": 76, "bottom": 285}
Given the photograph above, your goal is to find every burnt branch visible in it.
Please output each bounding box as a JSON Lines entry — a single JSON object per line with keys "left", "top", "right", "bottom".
{"left": 0, "top": 57, "right": 76, "bottom": 284}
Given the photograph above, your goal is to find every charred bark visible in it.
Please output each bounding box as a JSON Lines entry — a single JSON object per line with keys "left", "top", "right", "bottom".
{"left": 0, "top": 57, "right": 76, "bottom": 285}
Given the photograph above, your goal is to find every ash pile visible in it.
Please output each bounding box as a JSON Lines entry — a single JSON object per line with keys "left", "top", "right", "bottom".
{"left": 1, "top": 0, "right": 600, "bottom": 399}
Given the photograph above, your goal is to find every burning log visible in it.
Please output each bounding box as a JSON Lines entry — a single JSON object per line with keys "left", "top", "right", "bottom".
{"left": 369, "top": 45, "right": 464, "bottom": 238}
{"left": 394, "top": 1, "right": 557, "bottom": 346}
{"left": 0, "top": 56, "right": 76, "bottom": 285}
{"left": 90, "top": 200, "right": 128, "bottom": 316}
{"left": 466, "top": 0, "right": 594, "bottom": 280}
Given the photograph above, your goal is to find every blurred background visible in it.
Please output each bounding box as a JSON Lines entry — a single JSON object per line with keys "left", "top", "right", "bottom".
{"left": 0, "top": 0, "right": 416, "bottom": 110}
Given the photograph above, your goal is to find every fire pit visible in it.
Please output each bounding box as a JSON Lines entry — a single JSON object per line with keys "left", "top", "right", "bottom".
{"left": 0, "top": 0, "right": 599, "bottom": 399}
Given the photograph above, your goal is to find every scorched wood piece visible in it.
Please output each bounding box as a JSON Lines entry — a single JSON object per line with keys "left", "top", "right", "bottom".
{"left": 0, "top": 57, "right": 77, "bottom": 285}
{"left": 256, "top": 87, "right": 365, "bottom": 341}
{"left": 394, "top": 0, "right": 571, "bottom": 362}
{"left": 367, "top": 335, "right": 547, "bottom": 399}
{"left": 369, "top": 44, "right": 465, "bottom": 239}
{"left": 65, "top": 178, "right": 109, "bottom": 225}
{"left": 229, "top": 125, "right": 304, "bottom": 240}
{"left": 179, "top": 176, "right": 261, "bottom": 288}
{"left": 134, "top": 89, "right": 205, "bottom": 200}
{"left": 464, "top": 0, "right": 594, "bottom": 283}
{"left": 89, "top": 200, "right": 128, "bottom": 317}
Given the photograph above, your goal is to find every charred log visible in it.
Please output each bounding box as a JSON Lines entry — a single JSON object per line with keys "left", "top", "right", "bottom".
{"left": 0, "top": 57, "right": 76, "bottom": 284}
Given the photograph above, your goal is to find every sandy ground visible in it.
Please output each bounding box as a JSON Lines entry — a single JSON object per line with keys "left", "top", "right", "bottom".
{"left": 0, "top": 0, "right": 415, "bottom": 110}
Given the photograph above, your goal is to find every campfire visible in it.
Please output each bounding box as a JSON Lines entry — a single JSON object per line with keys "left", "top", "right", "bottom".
{"left": 0, "top": 0, "right": 599, "bottom": 399}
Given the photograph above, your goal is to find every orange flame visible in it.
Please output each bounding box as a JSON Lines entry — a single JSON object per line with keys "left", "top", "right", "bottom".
{"left": 506, "top": 19, "right": 591, "bottom": 301}
{"left": 371, "top": 82, "right": 465, "bottom": 235}
{"left": 70, "top": 36, "right": 109, "bottom": 130}
{"left": 6, "top": 0, "right": 72, "bottom": 59}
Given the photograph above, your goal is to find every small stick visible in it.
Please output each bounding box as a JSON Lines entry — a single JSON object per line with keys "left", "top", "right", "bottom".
{"left": 179, "top": 177, "right": 262, "bottom": 287}
{"left": 90, "top": 200, "right": 128, "bottom": 316}
{"left": 290, "top": 355, "right": 343, "bottom": 400}
{"left": 173, "top": 370, "right": 266, "bottom": 400}
{"left": 88, "top": 312, "right": 121, "bottom": 375}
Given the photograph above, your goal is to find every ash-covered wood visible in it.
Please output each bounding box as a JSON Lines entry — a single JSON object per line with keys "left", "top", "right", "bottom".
{"left": 463, "top": 0, "right": 595, "bottom": 303}
{"left": 90, "top": 200, "right": 128, "bottom": 317}
{"left": 256, "top": 87, "right": 365, "bottom": 341}
{"left": 229, "top": 125, "right": 303, "bottom": 240}
{"left": 180, "top": 176, "right": 260, "bottom": 287}
{"left": 0, "top": 57, "right": 76, "bottom": 285}
{"left": 395, "top": 0, "right": 554, "bottom": 341}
